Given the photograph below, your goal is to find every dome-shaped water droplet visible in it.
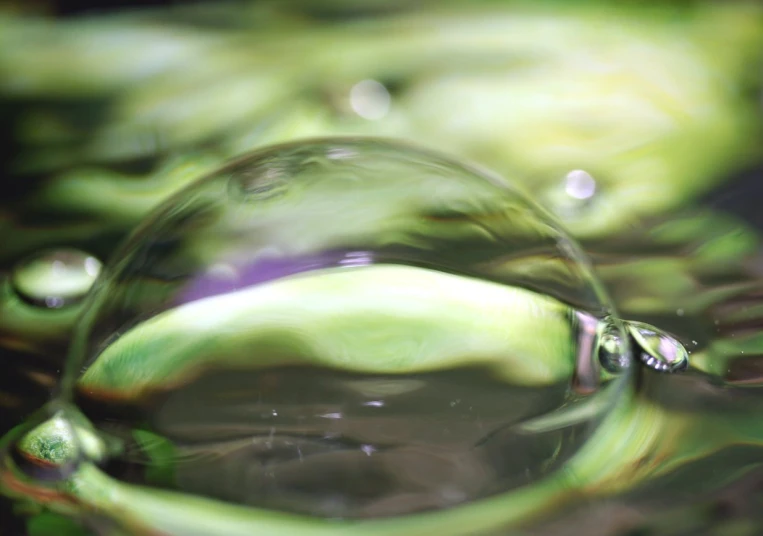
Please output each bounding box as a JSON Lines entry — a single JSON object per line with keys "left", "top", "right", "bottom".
{"left": 10, "top": 249, "right": 101, "bottom": 308}
{"left": 13, "top": 138, "right": 631, "bottom": 527}
{"left": 1, "top": 406, "right": 109, "bottom": 489}
{"left": 9, "top": 413, "right": 81, "bottom": 482}
{"left": 627, "top": 321, "right": 689, "bottom": 373}
{"left": 598, "top": 323, "right": 631, "bottom": 374}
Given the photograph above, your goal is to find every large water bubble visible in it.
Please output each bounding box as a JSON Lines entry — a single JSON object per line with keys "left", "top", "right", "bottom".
{"left": 4, "top": 138, "right": 633, "bottom": 527}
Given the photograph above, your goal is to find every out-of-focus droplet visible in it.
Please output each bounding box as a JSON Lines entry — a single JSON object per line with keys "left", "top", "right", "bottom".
{"left": 349, "top": 79, "right": 391, "bottom": 120}
{"left": 564, "top": 170, "right": 597, "bottom": 200}
{"left": 627, "top": 321, "right": 689, "bottom": 373}
{"left": 10, "top": 249, "right": 101, "bottom": 308}
{"left": 542, "top": 169, "right": 599, "bottom": 221}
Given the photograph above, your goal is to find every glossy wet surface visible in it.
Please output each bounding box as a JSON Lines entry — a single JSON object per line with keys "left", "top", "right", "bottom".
{"left": 81, "top": 365, "right": 578, "bottom": 519}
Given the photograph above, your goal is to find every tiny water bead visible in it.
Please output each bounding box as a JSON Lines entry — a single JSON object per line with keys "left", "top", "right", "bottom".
{"left": 597, "top": 322, "right": 631, "bottom": 375}
{"left": 628, "top": 321, "right": 689, "bottom": 373}
{"left": 539, "top": 169, "right": 602, "bottom": 224}
{"left": 349, "top": 79, "right": 391, "bottom": 121}
{"left": 9, "top": 414, "right": 82, "bottom": 483}
{"left": 5, "top": 138, "right": 635, "bottom": 530}
{"left": 10, "top": 249, "right": 101, "bottom": 308}
{"left": 596, "top": 320, "right": 689, "bottom": 375}
{"left": 564, "top": 170, "right": 597, "bottom": 201}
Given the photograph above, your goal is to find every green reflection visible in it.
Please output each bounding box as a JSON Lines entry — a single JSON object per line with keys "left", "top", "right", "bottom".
{"left": 80, "top": 265, "right": 576, "bottom": 397}
{"left": 6, "top": 388, "right": 763, "bottom": 536}
{"left": 16, "top": 416, "right": 78, "bottom": 467}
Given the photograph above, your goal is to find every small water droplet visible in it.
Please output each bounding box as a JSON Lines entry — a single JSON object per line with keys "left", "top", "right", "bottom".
{"left": 676, "top": 308, "right": 684, "bottom": 317}
{"left": 10, "top": 249, "right": 101, "bottom": 308}
{"left": 6, "top": 409, "right": 105, "bottom": 483}
{"left": 543, "top": 169, "right": 600, "bottom": 221}
{"left": 627, "top": 321, "right": 689, "bottom": 373}
{"left": 597, "top": 326, "right": 631, "bottom": 374}
{"left": 349, "top": 79, "right": 390, "bottom": 120}
{"left": 564, "top": 170, "right": 597, "bottom": 200}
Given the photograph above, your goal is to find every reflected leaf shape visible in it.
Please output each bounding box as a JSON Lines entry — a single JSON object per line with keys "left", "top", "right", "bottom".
{"left": 79, "top": 265, "right": 577, "bottom": 397}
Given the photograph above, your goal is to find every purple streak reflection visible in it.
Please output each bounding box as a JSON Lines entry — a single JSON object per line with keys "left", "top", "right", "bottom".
{"left": 176, "top": 250, "right": 374, "bottom": 306}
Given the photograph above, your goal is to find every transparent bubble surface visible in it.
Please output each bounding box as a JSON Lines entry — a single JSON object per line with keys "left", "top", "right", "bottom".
{"left": 58, "top": 138, "right": 631, "bottom": 520}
